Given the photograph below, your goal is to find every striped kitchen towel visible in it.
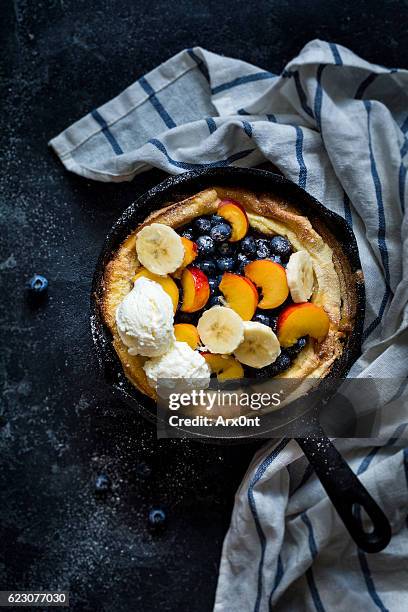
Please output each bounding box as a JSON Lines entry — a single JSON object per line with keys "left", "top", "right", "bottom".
{"left": 50, "top": 40, "right": 408, "bottom": 611}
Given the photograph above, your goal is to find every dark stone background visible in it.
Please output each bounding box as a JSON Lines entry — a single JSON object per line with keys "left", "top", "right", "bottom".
{"left": 1, "top": 1, "right": 407, "bottom": 610}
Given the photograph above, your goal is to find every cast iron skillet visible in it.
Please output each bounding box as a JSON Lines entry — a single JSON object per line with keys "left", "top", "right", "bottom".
{"left": 91, "top": 167, "right": 391, "bottom": 553}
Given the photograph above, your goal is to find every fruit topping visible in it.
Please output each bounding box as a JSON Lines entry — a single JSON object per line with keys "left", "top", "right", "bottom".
{"left": 194, "top": 217, "right": 212, "bottom": 234}
{"left": 217, "top": 200, "right": 249, "bottom": 242}
{"left": 217, "top": 256, "right": 235, "bottom": 272}
{"left": 133, "top": 268, "right": 179, "bottom": 312}
{"left": 196, "top": 260, "right": 217, "bottom": 276}
{"left": 218, "top": 242, "right": 236, "bottom": 256}
{"left": 286, "top": 336, "right": 307, "bottom": 357}
{"left": 181, "top": 227, "right": 195, "bottom": 241}
{"left": 196, "top": 235, "right": 215, "bottom": 257}
{"left": 240, "top": 236, "right": 257, "bottom": 257}
{"left": 210, "top": 214, "right": 224, "bottom": 226}
{"left": 180, "top": 236, "right": 198, "bottom": 268}
{"left": 219, "top": 273, "right": 258, "bottom": 320}
{"left": 234, "top": 321, "right": 281, "bottom": 368}
{"left": 277, "top": 303, "right": 330, "bottom": 347}
{"left": 244, "top": 260, "right": 289, "bottom": 309}
{"left": 174, "top": 323, "right": 200, "bottom": 349}
{"left": 270, "top": 235, "right": 292, "bottom": 261}
{"left": 180, "top": 267, "right": 210, "bottom": 312}
{"left": 203, "top": 353, "right": 244, "bottom": 381}
{"left": 136, "top": 223, "right": 184, "bottom": 275}
{"left": 236, "top": 253, "right": 252, "bottom": 273}
{"left": 197, "top": 306, "right": 244, "bottom": 354}
{"left": 211, "top": 222, "right": 232, "bottom": 242}
{"left": 285, "top": 250, "right": 314, "bottom": 303}
{"left": 255, "top": 238, "right": 271, "bottom": 259}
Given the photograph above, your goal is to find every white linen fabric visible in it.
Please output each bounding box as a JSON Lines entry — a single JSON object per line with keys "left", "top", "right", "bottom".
{"left": 50, "top": 40, "right": 408, "bottom": 611}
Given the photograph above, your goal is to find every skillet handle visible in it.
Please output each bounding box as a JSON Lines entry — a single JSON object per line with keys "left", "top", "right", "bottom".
{"left": 296, "top": 435, "right": 391, "bottom": 553}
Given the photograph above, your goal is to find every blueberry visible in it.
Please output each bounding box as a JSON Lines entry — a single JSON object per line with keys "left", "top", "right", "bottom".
{"left": 217, "top": 256, "right": 235, "bottom": 272}
{"left": 197, "top": 260, "right": 217, "bottom": 276}
{"left": 148, "top": 507, "right": 167, "bottom": 529}
{"left": 253, "top": 313, "right": 270, "bottom": 326}
{"left": 236, "top": 253, "right": 251, "bottom": 273}
{"left": 218, "top": 242, "right": 235, "bottom": 257}
{"left": 181, "top": 228, "right": 194, "bottom": 241}
{"left": 272, "top": 352, "right": 292, "bottom": 374}
{"left": 27, "top": 274, "right": 48, "bottom": 294}
{"left": 270, "top": 236, "right": 292, "bottom": 261}
{"left": 270, "top": 255, "right": 283, "bottom": 266}
{"left": 135, "top": 461, "right": 152, "bottom": 480}
{"left": 211, "top": 223, "right": 232, "bottom": 242}
{"left": 208, "top": 295, "right": 222, "bottom": 307}
{"left": 176, "top": 311, "right": 198, "bottom": 324}
{"left": 269, "top": 317, "right": 278, "bottom": 334}
{"left": 95, "top": 474, "right": 110, "bottom": 493}
{"left": 286, "top": 337, "right": 307, "bottom": 357}
{"left": 196, "top": 235, "right": 215, "bottom": 257}
{"left": 208, "top": 278, "right": 219, "bottom": 294}
{"left": 194, "top": 217, "right": 212, "bottom": 234}
{"left": 210, "top": 214, "right": 224, "bottom": 226}
{"left": 256, "top": 239, "right": 271, "bottom": 259}
{"left": 241, "top": 236, "right": 257, "bottom": 257}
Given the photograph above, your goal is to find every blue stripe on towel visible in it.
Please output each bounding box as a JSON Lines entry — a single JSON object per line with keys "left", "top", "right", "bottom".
{"left": 242, "top": 120, "right": 253, "bottom": 137}
{"left": 206, "top": 117, "right": 217, "bottom": 134}
{"left": 149, "top": 138, "right": 254, "bottom": 169}
{"left": 363, "top": 99, "right": 392, "bottom": 339}
{"left": 139, "top": 76, "right": 176, "bottom": 129}
{"left": 329, "top": 43, "right": 343, "bottom": 65}
{"left": 247, "top": 439, "right": 289, "bottom": 612}
{"left": 283, "top": 70, "right": 314, "bottom": 119}
{"left": 91, "top": 109, "right": 123, "bottom": 155}
{"left": 187, "top": 48, "right": 210, "bottom": 82}
{"left": 343, "top": 191, "right": 353, "bottom": 227}
{"left": 399, "top": 162, "right": 406, "bottom": 214}
{"left": 355, "top": 423, "right": 408, "bottom": 612}
{"left": 268, "top": 554, "right": 284, "bottom": 610}
{"left": 314, "top": 64, "right": 326, "bottom": 132}
{"left": 295, "top": 127, "right": 307, "bottom": 189}
{"left": 301, "top": 513, "right": 326, "bottom": 612}
{"left": 401, "top": 116, "right": 408, "bottom": 134}
{"left": 211, "top": 71, "right": 275, "bottom": 95}
{"left": 355, "top": 73, "right": 378, "bottom": 99}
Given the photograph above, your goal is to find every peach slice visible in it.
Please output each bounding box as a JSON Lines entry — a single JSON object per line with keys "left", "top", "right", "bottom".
{"left": 133, "top": 268, "right": 179, "bottom": 312}
{"left": 180, "top": 237, "right": 198, "bottom": 268}
{"left": 277, "top": 303, "right": 330, "bottom": 348}
{"left": 203, "top": 353, "right": 244, "bottom": 381}
{"left": 174, "top": 323, "right": 200, "bottom": 349}
{"left": 219, "top": 272, "right": 258, "bottom": 320}
{"left": 218, "top": 199, "right": 249, "bottom": 242}
{"left": 180, "top": 267, "right": 210, "bottom": 312}
{"left": 244, "top": 260, "right": 289, "bottom": 309}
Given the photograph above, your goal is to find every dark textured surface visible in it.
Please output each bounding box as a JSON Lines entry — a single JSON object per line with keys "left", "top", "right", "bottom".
{"left": 0, "top": 1, "right": 407, "bottom": 610}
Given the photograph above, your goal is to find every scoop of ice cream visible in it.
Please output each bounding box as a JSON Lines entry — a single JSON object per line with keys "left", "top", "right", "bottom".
{"left": 143, "top": 341, "right": 211, "bottom": 390}
{"left": 116, "top": 277, "right": 175, "bottom": 357}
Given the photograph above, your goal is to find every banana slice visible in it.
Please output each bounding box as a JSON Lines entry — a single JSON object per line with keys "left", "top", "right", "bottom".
{"left": 197, "top": 306, "right": 244, "bottom": 354}
{"left": 286, "top": 250, "right": 314, "bottom": 303}
{"left": 136, "top": 223, "right": 184, "bottom": 275}
{"left": 234, "top": 321, "right": 280, "bottom": 368}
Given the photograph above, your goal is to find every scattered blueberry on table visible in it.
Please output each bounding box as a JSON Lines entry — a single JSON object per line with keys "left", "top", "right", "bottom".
{"left": 94, "top": 474, "right": 111, "bottom": 494}
{"left": 27, "top": 274, "right": 48, "bottom": 294}
{"left": 148, "top": 508, "right": 167, "bottom": 530}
